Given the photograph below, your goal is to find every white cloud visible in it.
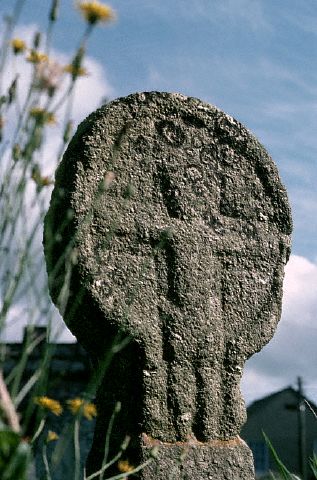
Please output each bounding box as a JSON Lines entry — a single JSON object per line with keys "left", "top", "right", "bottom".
{"left": 283, "top": 255, "right": 317, "bottom": 325}
{"left": 71, "top": 55, "right": 114, "bottom": 120}
{"left": 242, "top": 255, "right": 317, "bottom": 406}
{"left": 38, "top": 53, "right": 114, "bottom": 175}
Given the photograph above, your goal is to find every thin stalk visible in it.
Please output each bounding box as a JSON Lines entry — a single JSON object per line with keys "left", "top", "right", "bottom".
{"left": 79, "top": 23, "right": 93, "bottom": 51}
{"left": 310, "top": 454, "right": 317, "bottom": 477}
{"left": 101, "top": 402, "right": 122, "bottom": 478}
{"left": 14, "top": 369, "right": 41, "bottom": 408}
{"left": 0, "top": 208, "right": 43, "bottom": 332}
{"left": 50, "top": 419, "right": 76, "bottom": 474}
{"left": 74, "top": 417, "right": 81, "bottom": 480}
{"left": 0, "top": 73, "right": 37, "bottom": 204}
{"left": 86, "top": 457, "right": 154, "bottom": 480}
{"left": 85, "top": 450, "right": 123, "bottom": 480}
{"left": 0, "top": 0, "right": 26, "bottom": 92}
{"left": 31, "top": 417, "right": 46, "bottom": 444}
{"left": 304, "top": 399, "right": 317, "bottom": 420}
{"left": 0, "top": 369, "right": 20, "bottom": 432}
{"left": 9, "top": 326, "right": 33, "bottom": 400}
{"left": 22, "top": 343, "right": 57, "bottom": 436}
{"left": 5, "top": 329, "right": 46, "bottom": 386}
{"left": 42, "top": 444, "right": 52, "bottom": 480}
{"left": 51, "top": 79, "right": 75, "bottom": 114}
{"left": 263, "top": 431, "right": 294, "bottom": 480}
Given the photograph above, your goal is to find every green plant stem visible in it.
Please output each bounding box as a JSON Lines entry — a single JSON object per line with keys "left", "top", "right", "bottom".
{"left": 42, "top": 444, "right": 52, "bottom": 480}
{"left": 263, "top": 431, "right": 294, "bottom": 480}
{"left": 0, "top": 369, "right": 20, "bottom": 432}
{"left": 74, "top": 417, "right": 81, "bottom": 480}
{"left": 0, "top": 0, "right": 26, "bottom": 92}
{"left": 14, "top": 370, "right": 41, "bottom": 408}
{"left": 86, "top": 457, "right": 154, "bottom": 480}
{"left": 85, "top": 450, "right": 123, "bottom": 480}
{"left": 102, "top": 402, "right": 121, "bottom": 467}
{"left": 31, "top": 418, "right": 46, "bottom": 444}
{"left": 310, "top": 454, "right": 317, "bottom": 477}
{"left": 0, "top": 210, "right": 43, "bottom": 333}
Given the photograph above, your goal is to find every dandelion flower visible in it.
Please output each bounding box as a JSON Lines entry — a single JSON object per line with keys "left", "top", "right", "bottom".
{"left": 34, "top": 396, "right": 63, "bottom": 416}
{"left": 67, "top": 398, "right": 97, "bottom": 420}
{"left": 31, "top": 166, "right": 53, "bottom": 187}
{"left": 118, "top": 459, "right": 134, "bottom": 474}
{"left": 47, "top": 430, "right": 59, "bottom": 442}
{"left": 32, "top": 173, "right": 54, "bottom": 187}
{"left": 30, "top": 107, "right": 56, "bottom": 125}
{"left": 27, "top": 50, "right": 48, "bottom": 64}
{"left": 77, "top": 1, "right": 115, "bottom": 25}
{"left": 67, "top": 398, "right": 83, "bottom": 415}
{"left": 64, "top": 63, "right": 88, "bottom": 78}
{"left": 83, "top": 402, "right": 97, "bottom": 420}
{"left": 11, "top": 38, "right": 26, "bottom": 55}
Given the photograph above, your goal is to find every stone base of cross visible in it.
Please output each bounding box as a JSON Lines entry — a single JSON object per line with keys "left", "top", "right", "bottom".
{"left": 140, "top": 434, "right": 255, "bottom": 479}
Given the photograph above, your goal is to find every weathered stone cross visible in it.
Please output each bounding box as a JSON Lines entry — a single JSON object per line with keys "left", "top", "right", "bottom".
{"left": 44, "top": 92, "right": 292, "bottom": 479}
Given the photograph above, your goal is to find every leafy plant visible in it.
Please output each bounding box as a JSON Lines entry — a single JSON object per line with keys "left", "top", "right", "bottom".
{"left": 0, "top": 429, "right": 32, "bottom": 480}
{"left": 0, "top": 1, "right": 158, "bottom": 478}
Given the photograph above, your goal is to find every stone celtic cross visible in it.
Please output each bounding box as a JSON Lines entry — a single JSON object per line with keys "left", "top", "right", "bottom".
{"left": 44, "top": 92, "right": 292, "bottom": 479}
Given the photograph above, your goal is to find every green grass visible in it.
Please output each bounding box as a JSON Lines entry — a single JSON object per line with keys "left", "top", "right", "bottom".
{"left": 263, "top": 431, "right": 317, "bottom": 480}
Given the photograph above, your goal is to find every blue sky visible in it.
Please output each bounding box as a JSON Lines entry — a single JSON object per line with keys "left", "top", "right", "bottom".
{"left": 11, "top": 0, "right": 317, "bottom": 258}
{"left": 1, "top": 0, "right": 317, "bottom": 405}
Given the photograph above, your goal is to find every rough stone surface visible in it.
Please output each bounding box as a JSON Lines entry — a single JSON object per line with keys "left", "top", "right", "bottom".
{"left": 140, "top": 434, "right": 255, "bottom": 480}
{"left": 44, "top": 91, "right": 292, "bottom": 479}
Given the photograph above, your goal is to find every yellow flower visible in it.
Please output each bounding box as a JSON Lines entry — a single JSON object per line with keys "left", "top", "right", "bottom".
{"left": 31, "top": 165, "right": 53, "bottom": 187}
{"left": 83, "top": 402, "right": 97, "bottom": 420}
{"left": 32, "top": 172, "right": 53, "bottom": 187}
{"left": 47, "top": 430, "right": 59, "bottom": 442}
{"left": 11, "top": 38, "right": 26, "bottom": 54}
{"left": 77, "top": 1, "right": 116, "bottom": 25}
{"left": 26, "top": 50, "right": 48, "bottom": 64}
{"left": 30, "top": 107, "right": 56, "bottom": 125}
{"left": 64, "top": 63, "right": 88, "bottom": 78}
{"left": 67, "top": 398, "right": 97, "bottom": 420}
{"left": 118, "top": 459, "right": 134, "bottom": 474}
{"left": 34, "top": 397, "right": 63, "bottom": 416}
{"left": 67, "top": 398, "right": 83, "bottom": 415}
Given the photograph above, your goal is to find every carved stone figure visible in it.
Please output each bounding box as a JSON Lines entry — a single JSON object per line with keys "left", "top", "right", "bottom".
{"left": 44, "top": 92, "right": 292, "bottom": 479}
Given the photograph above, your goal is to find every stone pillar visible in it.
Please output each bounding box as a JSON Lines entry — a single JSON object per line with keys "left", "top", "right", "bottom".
{"left": 44, "top": 92, "right": 292, "bottom": 479}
